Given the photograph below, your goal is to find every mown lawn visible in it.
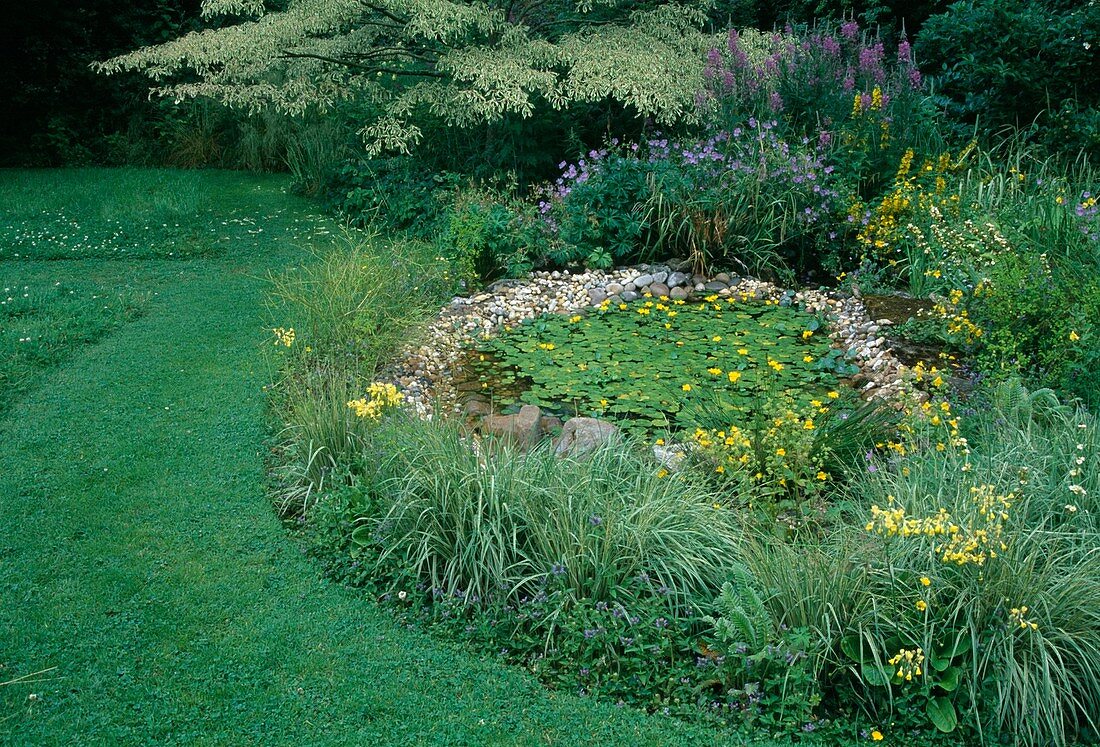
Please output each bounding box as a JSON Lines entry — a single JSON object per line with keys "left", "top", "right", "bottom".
{"left": 0, "top": 169, "right": 773, "bottom": 746}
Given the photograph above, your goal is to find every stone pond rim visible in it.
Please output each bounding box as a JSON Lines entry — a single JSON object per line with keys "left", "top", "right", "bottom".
{"left": 387, "top": 263, "right": 915, "bottom": 424}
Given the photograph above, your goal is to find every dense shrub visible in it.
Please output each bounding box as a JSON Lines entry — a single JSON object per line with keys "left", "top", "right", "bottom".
{"left": 916, "top": 0, "right": 1100, "bottom": 160}
{"left": 324, "top": 156, "right": 451, "bottom": 235}
{"left": 539, "top": 121, "right": 843, "bottom": 277}
{"left": 437, "top": 186, "right": 539, "bottom": 286}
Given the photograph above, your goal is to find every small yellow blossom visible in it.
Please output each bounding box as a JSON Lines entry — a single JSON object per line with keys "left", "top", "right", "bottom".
{"left": 707, "top": 367, "right": 723, "bottom": 375}
{"left": 1069, "top": 330, "right": 1080, "bottom": 341}
{"left": 920, "top": 576, "right": 931, "bottom": 587}
{"left": 727, "top": 371, "right": 742, "bottom": 384}
{"left": 272, "top": 327, "right": 295, "bottom": 347}
{"left": 915, "top": 600, "right": 928, "bottom": 612}
{"left": 871, "top": 731, "right": 884, "bottom": 741}
{"left": 682, "top": 384, "right": 692, "bottom": 392}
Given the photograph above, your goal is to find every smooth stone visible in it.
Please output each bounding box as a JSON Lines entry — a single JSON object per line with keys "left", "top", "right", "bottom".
{"left": 606, "top": 282, "right": 624, "bottom": 296}
{"left": 482, "top": 404, "right": 543, "bottom": 449}
{"left": 667, "top": 271, "right": 688, "bottom": 287}
{"left": 704, "top": 281, "right": 728, "bottom": 292}
{"left": 713, "top": 272, "right": 732, "bottom": 284}
{"left": 588, "top": 288, "right": 607, "bottom": 305}
{"left": 648, "top": 282, "right": 670, "bottom": 298}
{"left": 653, "top": 444, "right": 686, "bottom": 471}
{"left": 624, "top": 282, "right": 637, "bottom": 292}
{"left": 462, "top": 397, "right": 493, "bottom": 417}
{"left": 633, "top": 273, "right": 654, "bottom": 288}
{"left": 651, "top": 271, "right": 668, "bottom": 285}
{"left": 621, "top": 290, "right": 640, "bottom": 302}
{"left": 554, "top": 417, "right": 621, "bottom": 458}
{"left": 669, "top": 286, "right": 690, "bottom": 301}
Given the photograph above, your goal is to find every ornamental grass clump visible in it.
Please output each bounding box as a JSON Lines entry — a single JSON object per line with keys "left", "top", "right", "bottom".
{"left": 742, "top": 381, "right": 1100, "bottom": 746}
{"left": 361, "top": 420, "right": 741, "bottom": 610}
{"left": 266, "top": 236, "right": 446, "bottom": 514}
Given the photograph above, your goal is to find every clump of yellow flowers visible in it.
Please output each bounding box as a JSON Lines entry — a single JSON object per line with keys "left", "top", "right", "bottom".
{"left": 865, "top": 485, "right": 1013, "bottom": 567}
{"left": 347, "top": 382, "right": 404, "bottom": 421}
{"left": 1009, "top": 605, "right": 1039, "bottom": 632}
{"left": 888, "top": 647, "right": 925, "bottom": 681}
{"left": 272, "top": 327, "right": 295, "bottom": 347}
{"left": 691, "top": 397, "right": 834, "bottom": 500}
{"left": 856, "top": 144, "right": 971, "bottom": 267}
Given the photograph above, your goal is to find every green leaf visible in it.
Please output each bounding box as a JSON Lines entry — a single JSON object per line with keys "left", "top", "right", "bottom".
{"left": 937, "top": 666, "right": 961, "bottom": 692}
{"left": 861, "top": 662, "right": 892, "bottom": 687}
{"left": 840, "top": 634, "right": 866, "bottom": 662}
{"left": 926, "top": 696, "right": 958, "bottom": 733}
{"left": 350, "top": 525, "right": 375, "bottom": 547}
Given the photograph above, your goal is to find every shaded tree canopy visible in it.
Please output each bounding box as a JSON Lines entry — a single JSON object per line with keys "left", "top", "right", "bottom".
{"left": 99, "top": 0, "right": 719, "bottom": 154}
{"left": 1, "top": 0, "right": 204, "bottom": 165}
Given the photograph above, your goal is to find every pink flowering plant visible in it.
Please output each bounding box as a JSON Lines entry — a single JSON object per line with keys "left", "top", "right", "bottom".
{"left": 700, "top": 23, "right": 941, "bottom": 199}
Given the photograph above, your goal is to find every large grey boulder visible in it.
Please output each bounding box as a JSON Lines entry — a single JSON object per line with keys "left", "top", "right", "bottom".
{"left": 553, "top": 417, "right": 621, "bottom": 458}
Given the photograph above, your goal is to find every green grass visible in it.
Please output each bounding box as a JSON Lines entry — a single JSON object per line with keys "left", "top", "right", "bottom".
{"left": 0, "top": 274, "right": 146, "bottom": 415}
{"left": 0, "top": 168, "right": 340, "bottom": 261}
{"left": 0, "top": 168, "right": 768, "bottom": 745}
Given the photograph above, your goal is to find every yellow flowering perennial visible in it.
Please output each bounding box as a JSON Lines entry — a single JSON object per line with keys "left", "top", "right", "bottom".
{"left": 888, "top": 647, "right": 925, "bottom": 681}
{"left": 347, "top": 382, "right": 404, "bottom": 421}
{"left": 1009, "top": 605, "right": 1039, "bottom": 632}
{"left": 272, "top": 327, "right": 295, "bottom": 347}
{"left": 866, "top": 485, "right": 1013, "bottom": 566}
